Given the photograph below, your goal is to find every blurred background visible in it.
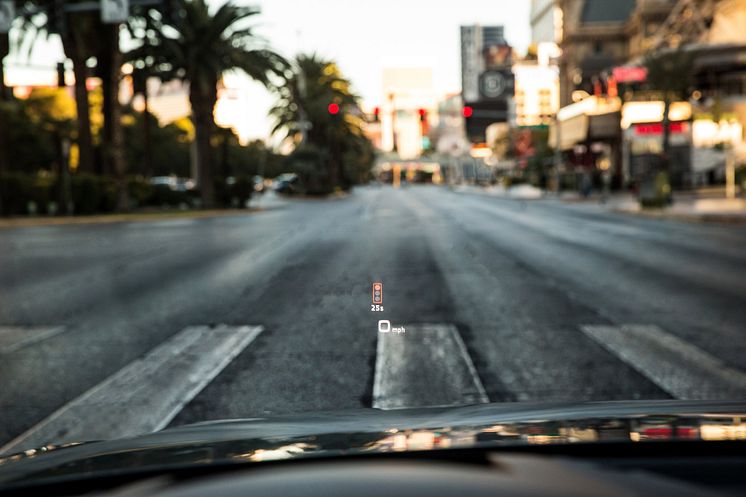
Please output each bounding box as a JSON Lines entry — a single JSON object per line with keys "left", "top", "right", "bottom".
{"left": 0, "top": 0, "right": 745, "bottom": 214}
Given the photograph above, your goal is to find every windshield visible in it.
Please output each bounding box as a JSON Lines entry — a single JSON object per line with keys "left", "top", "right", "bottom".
{"left": 1, "top": 0, "right": 746, "bottom": 459}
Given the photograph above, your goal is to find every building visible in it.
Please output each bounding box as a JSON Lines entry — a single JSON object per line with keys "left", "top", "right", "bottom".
{"left": 557, "top": 0, "right": 636, "bottom": 106}
{"left": 530, "top": 0, "right": 562, "bottom": 44}
{"left": 460, "top": 25, "right": 514, "bottom": 142}
{"left": 625, "top": 0, "right": 677, "bottom": 60}
{"left": 552, "top": 0, "right": 746, "bottom": 191}
{"left": 380, "top": 67, "right": 436, "bottom": 159}
{"left": 513, "top": 50, "right": 561, "bottom": 127}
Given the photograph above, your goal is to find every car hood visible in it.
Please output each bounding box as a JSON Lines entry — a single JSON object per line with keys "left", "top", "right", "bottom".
{"left": 1, "top": 399, "right": 745, "bottom": 487}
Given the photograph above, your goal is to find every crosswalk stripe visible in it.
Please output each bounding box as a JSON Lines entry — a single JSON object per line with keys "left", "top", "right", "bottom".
{"left": 0, "top": 324, "right": 263, "bottom": 455}
{"left": 373, "top": 323, "right": 489, "bottom": 409}
{"left": 0, "top": 326, "right": 66, "bottom": 354}
{"left": 581, "top": 324, "right": 746, "bottom": 400}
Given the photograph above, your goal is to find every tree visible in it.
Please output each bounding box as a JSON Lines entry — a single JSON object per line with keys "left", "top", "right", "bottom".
{"left": 95, "top": 22, "right": 129, "bottom": 209}
{"left": 128, "top": 0, "right": 287, "bottom": 207}
{"left": 15, "top": 2, "right": 97, "bottom": 174}
{"left": 644, "top": 49, "right": 696, "bottom": 188}
{"left": 270, "top": 54, "right": 371, "bottom": 191}
{"left": 0, "top": 32, "right": 11, "bottom": 179}
{"left": 123, "top": 109, "right": 192, "bottom": 177}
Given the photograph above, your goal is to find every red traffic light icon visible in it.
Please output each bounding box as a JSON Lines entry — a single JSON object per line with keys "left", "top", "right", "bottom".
{"left": 372, "top": 282, "right": 383, "bottom": 304}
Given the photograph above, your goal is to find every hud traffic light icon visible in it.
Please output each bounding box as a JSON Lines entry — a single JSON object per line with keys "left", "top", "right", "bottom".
{"left": 372, "top": 282, "right": 383, "bottom": 305}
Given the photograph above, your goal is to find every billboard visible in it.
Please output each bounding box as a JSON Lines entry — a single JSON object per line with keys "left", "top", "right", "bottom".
{"left": 461, "top": 25, "right": 514, "bottom": 142}
{"left": 460, "top": 26, "right": 480, "bottom": 103}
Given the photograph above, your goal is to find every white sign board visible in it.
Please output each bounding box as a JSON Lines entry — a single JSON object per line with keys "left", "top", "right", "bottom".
{"left": 0, "top": 1, "right": 15, "bottom": 34}
{"left": 460, "top": 26, "right": 481, "bottom": 103}
{"left": 101, "top": 0, "right": 129, "bottom": 24}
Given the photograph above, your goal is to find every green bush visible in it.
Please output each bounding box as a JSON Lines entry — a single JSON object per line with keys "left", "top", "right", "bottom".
{"left": 736, "top": 165, "right": 746, "bottom": 192}
{"left": 215, "top": 175, "right": 253, "bottom": 208}
{"left": 149, "top": 184, "right": 194, "bottom": 207}
{"left": 0, "top": 173, "right": 58, "bottom": 215}
{"left": 71, "top": 174, "right": 118, "bottom": 214}
{"left": 2, "top": 173, "right": 206, "bottom": 215}
{"left": 639, "top": 171, "right": 672, "bottom": 209}
{"left": 127, "top": 178, "right": 153, "bottom": 208}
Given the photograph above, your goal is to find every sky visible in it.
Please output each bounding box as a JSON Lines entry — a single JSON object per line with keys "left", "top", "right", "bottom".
{"left": 5, "top": 0, "right": 531, "bottom": 141}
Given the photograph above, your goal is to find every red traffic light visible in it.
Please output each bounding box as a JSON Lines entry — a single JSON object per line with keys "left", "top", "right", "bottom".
{"left": 373, "top": 106, "right": 380, "bottom": 122}
{"left": 462, "top": 106, "right": 474, "bottom": 118}
{"left": 328, "top": 103, "right": 340, "bottom": 115}
{"left": 418, "top": 108, "right": 427, "bottom": 121}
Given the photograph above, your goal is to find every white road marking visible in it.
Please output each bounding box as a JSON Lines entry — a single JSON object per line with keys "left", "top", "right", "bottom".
{"left": 0, "top": 324, "right": 263, "bottom": 454}
{"left": 0, "top": 326, "right": 66, "bottom": 354}
{"left": 581, "top": 324, "right": 746, "bottom": 399}
{"left": 373, "top": 323, "right": 488, "bottom": 409}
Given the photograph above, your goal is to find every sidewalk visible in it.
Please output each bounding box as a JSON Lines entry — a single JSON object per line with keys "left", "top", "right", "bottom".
{"left": 558, "top": 191, "right": 746, "bottom": 223}
{"left": 452, "top": 183, "right": 746, "bottom": 223}
{"left": 0, "top": 208, "right": 255, "bottom": 230}
{"left": 451, "top": 183, "right": 544, "bottom": 200}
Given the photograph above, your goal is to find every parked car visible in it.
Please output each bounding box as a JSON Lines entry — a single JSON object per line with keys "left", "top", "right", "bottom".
{"left": 148, "top": 176, "right": 195, "bottom": 192}
{"left": 253, "top": 175, "right": 265, "bottom": 193}
{"left": 273, "top": 173, "right": 299, "bottom": 194}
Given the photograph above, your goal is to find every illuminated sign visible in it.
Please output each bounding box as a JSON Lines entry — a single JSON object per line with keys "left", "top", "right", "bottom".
{"left": 612, "top": 65, "right": 647, "bottom": 84}
{"left": 634, "top": 122, "right": 688, "bottom": 135}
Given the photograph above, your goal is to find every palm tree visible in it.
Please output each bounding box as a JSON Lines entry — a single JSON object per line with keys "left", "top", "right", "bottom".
{"left": 93, "top": 21, "right": 129, "bottom": 209}
{"left": 270, "top": 54, "right": 367, "bottom": 189}
{"left": 0, "top": 32, "right": 11, "bottom": 177}
{"left": 129, "top": 0, "right": 287, "bottom": 207}
{"left": 15, "top": 2, "right": 97, "bottom": 174}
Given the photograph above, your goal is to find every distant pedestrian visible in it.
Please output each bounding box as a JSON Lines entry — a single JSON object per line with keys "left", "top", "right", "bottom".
{"left": 581, "top": 173, "right": 593, "bottom": 198}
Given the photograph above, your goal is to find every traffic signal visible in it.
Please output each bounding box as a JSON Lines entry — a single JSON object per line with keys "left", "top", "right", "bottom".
{"left": 328, "top": 103, "right": 340, "bottom": 115}
{"left": 418, "top": 108, "right": 430, "bottom": 141}
{"left": 462, "top": 102, "right": 508, "bottom": 143}
{"left": 373, "top": 106, "right": 380, "bottom": 122}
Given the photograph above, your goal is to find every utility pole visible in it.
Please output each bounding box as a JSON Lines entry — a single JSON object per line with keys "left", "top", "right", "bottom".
{"left": 725, "top": 148, "right": 736, "bottom": 200}
{"left": 58, "top": 61, "right": 73, "bottom": 214}
{"left": 389, "top": 92, "right": 397, "bottom": 154}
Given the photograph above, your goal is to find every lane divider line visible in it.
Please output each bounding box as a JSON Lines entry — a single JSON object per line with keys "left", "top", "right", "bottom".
{"left": 373, "top": 323, "right": 488, "bottom": 409}
{"left": 581, "top": 324, "right": 746, "bottom": 400}
{"left": 1, "top": 324, "right": 263, "bottom": 455}
{"left": 0, "top": 326, "right": 66, "bottom": 354}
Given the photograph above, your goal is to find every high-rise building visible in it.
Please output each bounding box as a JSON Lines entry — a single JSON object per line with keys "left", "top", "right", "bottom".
{"left": 530, "top": 0, "right": 563, "bottom": 44}
{"left": 460, "top": 25, "right": 514, "bottom": 142}
{"left": 380, "top": 67, "right": 436, "bottom": 159}
{"left": 513, "top": 60, "right": 560, "bottom": 127}
{"left": 557, "top": 0, "right": 636, "bottom": 106}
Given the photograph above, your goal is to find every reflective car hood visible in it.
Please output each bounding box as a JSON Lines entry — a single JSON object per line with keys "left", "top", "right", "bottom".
{"left": 1, "top": 400, "right": 745, "bottom": 486}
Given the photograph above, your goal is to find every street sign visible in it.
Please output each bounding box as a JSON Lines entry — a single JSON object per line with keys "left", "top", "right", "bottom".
{"left": 101, "top": 0, "right": 128, "bottom": 23}
{"left": 479, "top": 69, "right": 514, "bottom": 100}
{"left": 0, "top": 1, "right": 15, "bottom": 34}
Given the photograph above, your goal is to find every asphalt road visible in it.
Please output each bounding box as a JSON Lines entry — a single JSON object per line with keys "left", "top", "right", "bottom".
{"left": 1, "top": 185, "right": 745, "bottom": 451}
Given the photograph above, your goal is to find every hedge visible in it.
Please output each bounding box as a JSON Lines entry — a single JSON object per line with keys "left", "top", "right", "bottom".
{"left": 0, "top": 173, "right": 199, "bottom": 216}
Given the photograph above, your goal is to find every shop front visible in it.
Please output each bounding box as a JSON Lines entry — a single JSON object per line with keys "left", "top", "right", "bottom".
{"left": 550, "top": 96, "right": 622, "bottom": 193}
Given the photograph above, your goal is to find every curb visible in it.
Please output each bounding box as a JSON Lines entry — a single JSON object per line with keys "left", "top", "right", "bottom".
{"left": 612, "top": 208, "right": 746, "bottom": 224}
{"left": 0, "top": 209, "right": 256, "bottom": 230}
